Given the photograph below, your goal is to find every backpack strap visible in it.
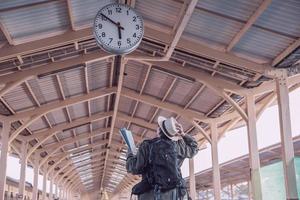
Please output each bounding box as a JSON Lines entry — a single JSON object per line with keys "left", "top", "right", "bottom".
{"left": 154, "top": 185, "right": 162, "bottom": 200}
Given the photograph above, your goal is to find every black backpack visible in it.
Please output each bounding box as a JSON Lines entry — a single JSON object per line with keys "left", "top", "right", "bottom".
{"left": 146, "top": 138, "right": 182, "bottom": 191}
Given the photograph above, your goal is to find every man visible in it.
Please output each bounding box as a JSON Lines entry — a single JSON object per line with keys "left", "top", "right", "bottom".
{"left": 126, "top": 116, "right": 198, "bottom": 200}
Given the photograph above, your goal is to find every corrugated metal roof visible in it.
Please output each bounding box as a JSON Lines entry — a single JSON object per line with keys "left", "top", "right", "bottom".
{"left": 118, "top": 96, "right": 134, "bottom": 114}
{"left": 90, "top": 97, "right": 107, "bottom": 115}
{"left": 184, "top": 9, "right": 243, "bottom": 47}
{"left": 70, "top": 0, "right": 116, "bottom": 28}
{"left": 129, "top": 124, "right": 144, "bottom": 136}
{"left": 255, "top": 0, "right": 300, "bottom": 38}
{"left": 123, "top": 61, "right": 148, "bottom": 92}
{"left": 87, "top": 60, "right": 110, "bottom": 91}
{"left": 69, "top": 102, "right": 88, "bottom": 119}
{"left": 46, "top": 109, "right": 68, "bottom": 126}
{"left": 42, "top": 136, "right": 57, "bottom": 146}
{"left": 143, "top": 69, "right": 174, "bottom": 99}
{"left": 57, "top": 130, "right": 73, "bottom": 140}
{"left": 0, "top": 1, "right": 69, "bottom": 44}
{"left": 166, "top": 79, "right": 195, "bottom": 107}
{"left": 2, "top": 84, "right": 35, "bottom": 112}
{"left": 197, "top": 0, "right": 262, "bottom": 21}
{"left": 28, "top": 76, "right": 60, "bottom": 104}
{"left": 28, "top": 117, "right": 48, "bottom": 132}
{"left": 134, "top": 102, "right": 153, "bottom": 121}
{"left": 91, "top": 120, "right": 105, "bottom": 130}
{"left": 75, "top": 124, "right": 90, "bottom": 134}
{"left": 0, "top": 0, "right": 46, "bottom": 10}
{"left": 135, "top": 0, "right": 181, "bottom": 30}
{"left": 59, "top": 69, "right": 86, "bottom": 97}
{"left": 233, "top": 26, "right": 295, "bottom": 61}
{"left": 189, "top": 87, "right": 222, "bottom": 114}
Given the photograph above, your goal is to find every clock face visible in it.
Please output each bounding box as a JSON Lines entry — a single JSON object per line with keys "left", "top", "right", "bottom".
{"left": 93, "top": 3, "right": 144, "bottom": 55}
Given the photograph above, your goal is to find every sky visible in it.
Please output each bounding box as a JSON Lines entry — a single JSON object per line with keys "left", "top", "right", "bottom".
{"left": 2, "top": 87, "right": 300, "bottom": 191}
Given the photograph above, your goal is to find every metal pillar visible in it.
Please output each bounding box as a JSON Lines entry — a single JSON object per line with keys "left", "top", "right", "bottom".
{"left": 211, "top": 122, "right": 221, "bottom": 200}
{"left": 189, "top": 158, "right": 196, "bottom": 200}
{"left": 42, "top": 167, "right": 48, "bottom": 200}
{"left": 246, "top": 95, "right": 263, "bottom": 200}
{"left": 0, "top": 121, "right": 10, "bottom": 200}
{"left": 32, "top": 153, "right": 39, "bottom": 200}
{"left": 18, "top": 141, "right": 28, "bottom": 200}
{"left": 276, "top": 74, "right": 299, "bottom": 199}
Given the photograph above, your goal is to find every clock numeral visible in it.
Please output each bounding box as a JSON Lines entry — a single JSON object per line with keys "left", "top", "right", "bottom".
{"left": 136, "top": 24, "right": 140, "bottom": 30}
{"left": 116, "top": 7, "right": 121, "bottom": 13}
{"left": 133, "top": 33, "right": 137, "bottom": 38}
{"left": 127, "top": 38, "right": 131, "bottom": 44}
{"left": 126, "top": 10, "right": 129, "bottom": 15}
{"left": 108, "top": 10, "right": 112, "bottom": 15}
{"left": 133, "top": 16, "right": 137, "bottom": 22}
{"left": 98, "top": 24, "right": 102, "bottom": 29}
{"left": 118, "top": 41, "right": 122, "bottom": 46}
{"left": 102, "top": 32, "right": 106, "bottom": 37}
{"left": 108, "top": 38, "right": 113, "bottom": 44}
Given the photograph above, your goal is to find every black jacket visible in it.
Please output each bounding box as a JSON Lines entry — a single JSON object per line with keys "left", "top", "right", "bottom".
{"left": 126, "top": 134, "right": 198, "bottom": 199}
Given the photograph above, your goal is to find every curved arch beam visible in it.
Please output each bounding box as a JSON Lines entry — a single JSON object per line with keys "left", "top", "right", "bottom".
{"left": 7, "top": 87, "right": 115, "bottom": 144}
{"left": 26, "top": 120, "right": 111, "bottom": 160}
{"left": 39, "top": 129, "right": 107, "bottom": 170}
{"left": 54, "top": 153, "right": 121, "bottom": 184}
{"left": 47, "top": 148, "right": 108, "bottom": 177}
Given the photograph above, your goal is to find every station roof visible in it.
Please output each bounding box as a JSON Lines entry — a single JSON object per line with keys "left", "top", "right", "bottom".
{"left": 0, "top": 0, "right": 299, "bottom": 198}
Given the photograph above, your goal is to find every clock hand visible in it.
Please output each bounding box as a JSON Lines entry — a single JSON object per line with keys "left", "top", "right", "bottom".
{"left": 101, "top": 13, "right": 124, "bottom": 30}
{"left": 117, "top": 24, "right": 122, "bottom": 39}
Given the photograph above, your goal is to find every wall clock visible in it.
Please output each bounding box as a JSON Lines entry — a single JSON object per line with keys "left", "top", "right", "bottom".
{"left": 93, "top": 3, "right": 144, "bottom": 55}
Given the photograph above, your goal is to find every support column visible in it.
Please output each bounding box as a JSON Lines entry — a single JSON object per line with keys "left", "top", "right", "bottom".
{"left": 18, "top": 142, "right": 28, "bottom": 200}
{"left": 210, "top": 122, "right": 221, "bottom": 200}
{"left": 55, "top": 183, "right": 58, "bottom": 200}
{"left": 59, "top": 187, "right": 62, "bottom": 200}
{"left": 49, "top": 175, "right": 53, "bottom": 200}
{"left": 276, "top": 74, "right": 299, "bottom": 199}
{"left": 230, "top": 184, "right": 234, "bottom": 200}
{"left": 246, "top": 95, "right": 263, "bottom": 200}
{"left": 248, "top": 181, "right": 252, "bottom": 200}
{"left": 0, "top": 121, "right": 10, "bottom": 200}
{"left": 32, "top": 153, "right": 39, "bottom": 200}
{"left": 42, "top": 167, "right": 48, "bottom": 200}
{"left": 189, "top": 158, "right": 196, "bottom": 200}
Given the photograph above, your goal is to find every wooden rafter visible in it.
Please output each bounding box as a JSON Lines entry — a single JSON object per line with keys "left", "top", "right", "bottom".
{"left": 226, "top": 0, "right": 273, "bottom": 51}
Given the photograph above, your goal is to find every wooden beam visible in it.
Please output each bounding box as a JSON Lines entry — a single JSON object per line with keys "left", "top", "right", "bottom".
{"left": 117, "top": 112, "right": 156, "bottom": 131}
{"left": 226, "top": 0, "right": 273, "bottom": 51}
{"left": 101, "top": 57, "right": 126, "bottom": 189}
{"left": 145, "top": 59, "right": 246, "bottom": 95}
{"left": 0, "top": 51, "right": 111, "bottom": 85}
{"left": 9, "top": 87, "right": 115, "bottom": 122}
{"left": 272, "top": 38, "right": 300, "bottom": 66}
{"left": 66, "top": 0, "right": 76, "bottom": 30}
{"left": 0, "top": 24, "right": 271, "bottom": 74}
{"left": 0, "top": 20, "right": 13, "bottom": 45}
{"left": 121, "top": 87, "right": 205, "bottom": 121}
{"left": 165, "top": 0, "right": 198, "bottom": 58}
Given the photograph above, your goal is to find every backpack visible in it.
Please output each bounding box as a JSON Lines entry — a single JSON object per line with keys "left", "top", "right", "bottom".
{"left": 146, "top": 138, "right": 182, "bottom": 191}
